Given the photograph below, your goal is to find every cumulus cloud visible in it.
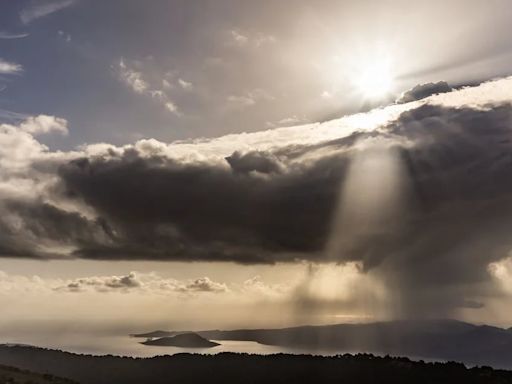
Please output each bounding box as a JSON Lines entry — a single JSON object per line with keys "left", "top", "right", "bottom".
{"left": 59, "top": 272, "right": 142, "bottom": 292}
{"left": 19, "top": 115, "right": 68, "bottom": 135}
{"left": 396, "top": 81, "right": 453, "bottom": 103}
{"left": 0, "top": 76, "right": 512, "bottom": 316}
{"left": 20, "top": 0, "right": 76, "bottom": 24}
{"left": 0, "top": 269, "right": 232, "bottom": 296}
{"left": 50, "top": 272, "right": 226, "bottom": 294}
{"left": 0, "top": 59, "right": 23, "bottom": 75}
{"left": 182, "top": 277, "right": 228, "bottom": 293}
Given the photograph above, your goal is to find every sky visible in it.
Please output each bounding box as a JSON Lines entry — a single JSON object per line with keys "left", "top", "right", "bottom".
{"left": 2, "top": 0, "right": 512, "bottom": 350}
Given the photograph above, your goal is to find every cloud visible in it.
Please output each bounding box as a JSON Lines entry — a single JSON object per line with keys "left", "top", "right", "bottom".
{"left": 59, "top": 272, "right": 142, "bottom": 292}
{"left": 226, "top": 89, "right": 274, "bottom": 110}
{"left": 164, "top": 101, "right": 180, "bottom": 115}
{"left": 178, "top": 78, "right": 193, "bottom": 90}
{"left": 117, "top": 59, "right": 181, "bottom": 116}
{"left": 0, "top": 59, "right": 23, "bottom": 75}
{"left": 396, "top": 81, "right": 453, "bottom": 103}
{"left": 1, "top": 77, "right": 512, "bottom": 316}
{"left": 266, "top": 115, "right": 309, "bottom": 128}
{"left": 228, "top": 30, "right": 249, "bottom": 46}
{"left": 19, "top": 115, "right": 68, "bottom": 135}
{"left": 118, "top": 59, "right": 148, "bottom": 94}
{"left": 226, "top": 30, "right": 276, "bottom": 48}
{"left": 53, "top": 272, "right": 228, "bottom": 294}
{"left": 182, "top": 277, "right": 228, "bottom": 293}
{"left": 0, "top": 32, "right": 29, "bottom": 40}
{"left": 0, "top": 270, "right": 206, "bottom": 294}
{"left": 57, "top": 30, "right": 71, "bottom": 42}
{"left": 20, "top": 0, "right": 76, "bottom": 24}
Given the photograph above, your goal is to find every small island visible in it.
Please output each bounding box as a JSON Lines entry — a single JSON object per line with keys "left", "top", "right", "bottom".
{"left": 141, "top": 332, "right": 220, "bottom": 348}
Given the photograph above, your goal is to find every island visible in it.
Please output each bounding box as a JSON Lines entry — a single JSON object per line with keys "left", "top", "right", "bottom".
{"left": 141, "top": 332, "right": 220, "bottom": 348}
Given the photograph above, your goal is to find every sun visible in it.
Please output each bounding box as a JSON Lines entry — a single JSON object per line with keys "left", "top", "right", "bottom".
{"left": 353, "top": 61, "right": 394, "bottom": 100}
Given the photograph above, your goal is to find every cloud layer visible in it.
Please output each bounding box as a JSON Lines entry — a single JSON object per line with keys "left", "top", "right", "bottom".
{"left": 1, "top": 77, "right": 512, "bottom": 317}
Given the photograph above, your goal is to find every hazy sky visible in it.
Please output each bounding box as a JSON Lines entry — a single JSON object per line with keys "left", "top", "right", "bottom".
{"left": 2, "top": 0, "right": 512, "bottom": 345}
{"left": 2, "top": 0, "right": 512, "bottom": 147}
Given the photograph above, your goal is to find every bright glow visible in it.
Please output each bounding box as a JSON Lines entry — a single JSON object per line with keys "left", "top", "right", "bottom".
{"left": 353, "top": 60, "right": 394, "bottom": 99}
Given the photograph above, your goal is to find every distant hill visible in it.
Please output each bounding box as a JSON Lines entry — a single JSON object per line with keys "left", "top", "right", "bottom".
{"left": 0, "top": 345, "right": 511, "bottom": 384}
{"left": 140, "top": 319, "right": 512, "bottom": 368}
{"left": 0, "top": 363, "right": 78, "bottom": 384}
{"left": 141, "top": 332, "right": 220, "bottom": 348}
{"left": 131, "top": 330, "right": 177, "bottom": 338}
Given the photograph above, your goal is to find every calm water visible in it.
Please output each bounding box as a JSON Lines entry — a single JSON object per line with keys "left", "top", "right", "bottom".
{"left": 1, "top": 333, "right": 349, "bottom": 357}
{"left": 1, "top": 332, "right": 449, "bottom": 366}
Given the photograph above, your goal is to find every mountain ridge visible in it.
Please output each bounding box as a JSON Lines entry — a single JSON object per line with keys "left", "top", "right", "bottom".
{"left": 135, "top": 319, "right": 512, "bottom": 368}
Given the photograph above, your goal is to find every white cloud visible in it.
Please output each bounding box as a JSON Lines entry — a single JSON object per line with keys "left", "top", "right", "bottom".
{"left": 165, "top": 101, "right": 179, "bottom": 114}
{"left": 53, "top": 272, "right": 229, "bottom": 294}
{"left": 0, "top": 59, "right": 23, "bottom": 75}
{"left": 178, "top": 78, "right": 193, "bottom": 90}
{"left": 19, "top": 115, "right": 68, "bottom": 135}
{"left": 117, "top": 59, "right": 181, "bottom": 116}
{"left": 118, "top": 59, "right": 149, "bottom": 94}
{"left": 20, "top": 0, "right": 76, "bottom": 24}
{"left": 0, "top": 32, "right": 29, "bottom": 40}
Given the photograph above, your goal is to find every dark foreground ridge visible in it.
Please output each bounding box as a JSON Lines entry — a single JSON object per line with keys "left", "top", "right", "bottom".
{"left": 141, "top": 332, "right": 220, "bottom": 348}
{"left": 0, "top": 363, "right": 78, "bottom": 384}
{"left": 0, "top": 345, "right": 511, "bottom": 384}
{"left": 136, "top": 319, "right": 512, "bottom": 368}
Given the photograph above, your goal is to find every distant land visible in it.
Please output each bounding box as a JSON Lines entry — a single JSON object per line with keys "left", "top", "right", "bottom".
{"left": 135, "top": 319, "right": 512, "bottom": 369}
{"left": 1, "top": 345, "right": 511, "bottom": 384}
{"left": 141, "top": 332, "right": 220, "bottom": 348}
{"left": 131, "top": 330, "right": 177, "bottom": 338}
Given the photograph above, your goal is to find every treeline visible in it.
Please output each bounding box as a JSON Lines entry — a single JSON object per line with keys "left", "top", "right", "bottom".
{"left": 0, "top": 346, "right": 511, "bottom": 384}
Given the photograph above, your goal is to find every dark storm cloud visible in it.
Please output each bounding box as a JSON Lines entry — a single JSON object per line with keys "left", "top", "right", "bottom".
{"left": 48, "top": 102, "right": 512, "bottom": 315}
{"left": 2, "top": 97, "right": 512, "bottom": 274}
{"left": 56, "top": 147, "right": 345, "bottom": 263}
{"left": 0, "top": 199, "right": 111, "bottom": 258}
{"left": 225, "top": 151, "right": 283, "bottom": 175}
{"left": 359, "top": 104, "right": 512, "bottom": 315}
{"left": 396, "top": 81, "right": 453, "bottom": 103}
{"left": 2, "top": 77, "right": 512, "bottom": 315}
{"left": 20, "top": 102, "right": 502, "bottom": 299}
